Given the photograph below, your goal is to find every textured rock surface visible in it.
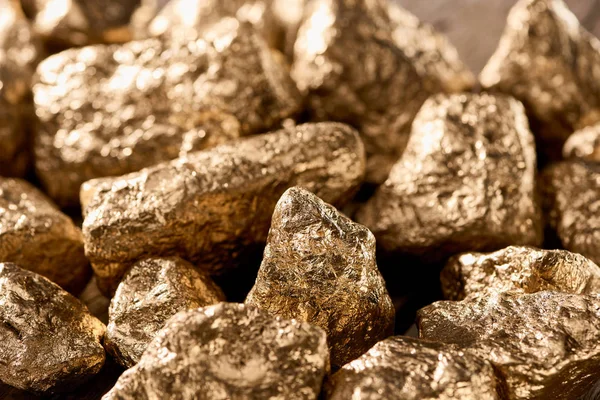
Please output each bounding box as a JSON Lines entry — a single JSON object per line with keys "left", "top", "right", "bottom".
{"left": 83, "top": 122, "right": 365, "bottom": 295}
{"left": 105, "top": 257, "right": 224, "bottom": 368}
{"left": 0, "top": 177, "right": 90, "bottom": 294}
{"left": 418, "top": 290, "right": 600, "bottom": 400}
{"left": 441, "top": 246, "right": 600, "bottom": 300}
{"left": 542, "top": 161, "right": 600, "bottom": 266}
{"left": 21, "top": 0, "right": 157, "bottom": 46}
{"left": 292, "top": 0, "right": 474, "bottom": 184}
{"left": 357, "top": 93, "right": 542, "bottom": 261}
{"left": 149, "top": 0, "right": 305, "bottom": 55}
{"left": 246, "top": 187, "right": 394, "bottom": 368}
{"left": 0, "top": 263, "right": 105, "bottom": 393}
{"left": 480, "top": 0, "right": 600, "bottom": 160}
{"left": 563, "top": 122, "right": 600, "bottom": 162}
{"left": 0, "top": 0, "right": 41, "bottom": 177}
{"left": 103, "top": 303, "right": 329, "bottom": 400}
{"left": 33, "top": 18, "right": 300, "bottom": 206}
{"left": 325, "top": 336, "right": 501, "bottom": 400}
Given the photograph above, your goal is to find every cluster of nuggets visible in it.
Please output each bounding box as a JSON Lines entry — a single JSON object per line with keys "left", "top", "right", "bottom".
{"left": 2, "top": 0, "right": 600, "bottom": 399}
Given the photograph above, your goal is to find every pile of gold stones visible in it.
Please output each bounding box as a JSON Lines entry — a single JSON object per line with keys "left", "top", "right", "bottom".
{"left": 1, "top": 0, "right": 600, "bottom": 399}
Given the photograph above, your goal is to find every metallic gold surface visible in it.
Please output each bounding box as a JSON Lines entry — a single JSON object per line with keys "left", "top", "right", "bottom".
{"left": 563, "top": 122, "right": 600, "bottom": 162}
{"left": 21, "top": 0, "right": 157, "bottom": 46}
{"left": 418, "top": 290, "right": 600, "bottom": 400}
{"left": 102, "top": 303, "right": 329, "bottom": 400}
{"left": 357, "top": 93, "right": 542, "bottom": 261}
{"left": 292, "top": 0, "right": 474, "bottom": 183}
{"left": 0, "top": 262, "right": 105, "bottom": 393}
{"left": 542, "top": 161, "right": 600, "bottom": 267}
{"left": 0, "top": 0, "right": 41, "bottom": 177}
{"left": 105, "top": 257, "right": 224, "bottom": 368}
{"left": 480, "top": 0, "right": 600, "bottom": 160}
{"left": 34, "top": 18, "right": 301, "bottom": 207}
{"left": 82, "top": 122, "right": 365, "bottom": 295}
{"left": 246, "top": 187, "right": 394, "bottom": 369}
{"left": 441, "top": 245, "right": 600, "bottom": 300}
{"left": 0, "top": 177, "right": 90, "bottom": 294}
{"left": 149, "top": 0, "right": 304, "bottom": 54}
{"left": 325, "top": 336, "right": 501, "bottom": 400}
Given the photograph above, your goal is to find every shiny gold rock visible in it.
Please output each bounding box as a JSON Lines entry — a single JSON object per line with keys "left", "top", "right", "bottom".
{"left": 480, "top": 0, "right": 600, "bottom": 160}
{"left": 563, "top": 122, "right": 600, "bottom": 162}
{"left": 20, "top": 0, "right": 158, "bottom": 47}
{"left": 0, "top": 177, "right": 90, "bottom": 294}
{"left": 325, "top": 336, "right": 501, "bottom": 400}
{"left": 441, "top": 245, "right": 600, "bottom": 300}
{"left": 357, "top": 93, "right": 542, "bottom": 261}
{"left": 246, "top": 187, "right": 394, "bottom": 368}
{"left": 292, "top": 0, "right": 474, "bottom": 183}
{"left": 105, "top": 257, "right": 224, "bottom": 368}
{"left": 103, "top": 303, "right": 329, "bottom": 400}
{"left": 0, "top": 0, "right": 41, "bottom": 177}
{"left": 541, "top": 161, "right": 600, "bottom": 266}
{"left": 418, "top": 290, "right": 600, "bottom": 400}
{"left": 33, "top": 18, "right": 301, "bottom": 206}
{"left": 0, "top": 262, "right": 105, "bottom": 393}
{"left": 149, "top": 0, "right": 306, "bottom": 55}
{"left": 82, "top": 122, "right": 365, "bottom": 295}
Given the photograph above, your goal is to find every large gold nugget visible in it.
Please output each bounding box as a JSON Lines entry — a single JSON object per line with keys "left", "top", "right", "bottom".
{"left": 20, "top": 0, "right": 157, "bottom": 46}
{"left": 33, "top": 19, "right": 301, "bottom": 206}
{"left": 357, "top": 93, "right": 542, "bottom": 261}
{"left": 0, "top": 177, "right": 90, "bottom": 294}
{"left": 418, "top": 290, "right": 600, "bottom": 400}
{"left": 105, "top": 257, "right": 224, "bottom": 368}
{"left": 246, "top": 187, "right": 394, "bottom": 368}
{"left": 563, "top": 122, "right": 600, "bottom": 162}
{"left": 83, "top": 122, "right": 365, "bottom": 295}
{"left": 441, "top": 245, "right": 600, "bottom": 300}
{"left": 149, "top": 0, "right": 305, "bottom": 55}
{"left": 542, "top": 161, "right": 600, "bottom": 266}
{"left": 103, "top": 303, "right": 329, "bottom": 400}
{"left": 0, "top": 263, "right": 105, "bottom": 393}
{"left": 292, "top": 0, "right": 474, "bottom": 183}
{"left": 480, "top": 0, "right": 600, "bottom": 160}
{"left": 325, "top": 336, "right": 501, "bottom": 400}
{"left": 0, "top": 0, "right": 41, "bottom": 177}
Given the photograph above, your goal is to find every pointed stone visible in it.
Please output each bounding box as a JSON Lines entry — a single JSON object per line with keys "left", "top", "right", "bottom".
{"left": 480, "top": 0, "right": 600, "bottom": 160}
{"left": 33, "top": 18, "right": 301, "bottom": 206}
{"left": 246, "top": 187, "right": 394, "bottom": 368}
{"left": 325, "top": 336, "right": 501, "bottom": 400}
{"left": 82, "top": 122, "right": 365, "bottom": 295}
{"left": 357, "top": 93, "right": 543, "bottom": 262}
{"left": 105, "top": 257, "right": 225, "bottom": 368}
{"left": 0, "top": 263, "right": 105, "bottom": 393}
{"left": 102, "top": 303, "right": 329, "bottom": 400}
{"left": 441, "top": 246, "right": 600, "bottom": 300}
{"left": 0, "top": 177, "right": 90, "bottom": 294}
{"left": 418, "top": 290, "right": 600, "bottom": 400}
{"left": 292, "top": 0, "right": 474, "bottom": 183}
